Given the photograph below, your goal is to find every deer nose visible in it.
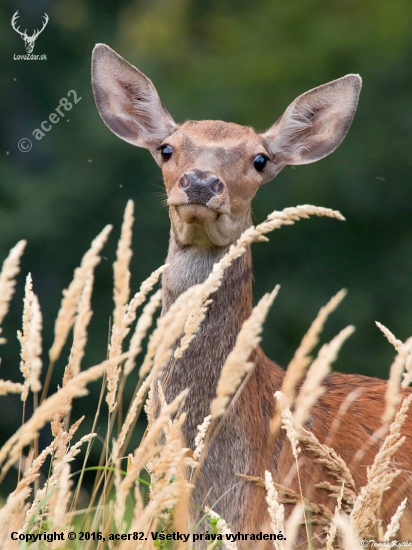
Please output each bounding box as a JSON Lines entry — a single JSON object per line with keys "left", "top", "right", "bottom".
{"left": 180, "top": 170, "right": 224, "bottom": 204}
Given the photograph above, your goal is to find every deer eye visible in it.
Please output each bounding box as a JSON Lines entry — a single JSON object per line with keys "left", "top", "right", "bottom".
{"left": 253, "top": 154, "right": 268, "bottom": 172}
{"left": 160, "top": 144, "right": 173, "bottom": 160}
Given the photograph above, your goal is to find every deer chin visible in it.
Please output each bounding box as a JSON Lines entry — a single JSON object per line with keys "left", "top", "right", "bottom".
{"left": 170, "top": 205, "right": 239, "bottom": 247}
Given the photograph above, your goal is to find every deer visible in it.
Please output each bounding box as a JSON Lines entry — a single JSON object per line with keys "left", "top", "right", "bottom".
{"left": 11, "top": 11, "right": 49, "bottom": 54}
{"left": 91, "top": 44, "right": 412, "bottom": 545}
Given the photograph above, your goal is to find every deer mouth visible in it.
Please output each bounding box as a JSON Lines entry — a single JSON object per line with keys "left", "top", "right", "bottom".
{"left": 169, "top": 203, "right": 238, "bottom": 247}
{"left": 174, "top": 203, "right": 220, "bottom": 225}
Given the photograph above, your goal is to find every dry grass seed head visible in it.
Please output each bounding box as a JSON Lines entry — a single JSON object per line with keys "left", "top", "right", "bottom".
{"left": 204, "top": 507, "right": 237, "bottom": 550}
{"left": 325, "top": 482, "right": 345, "bottom": 550}
{"left": 293, "top": 325, "right": 355, "bottom": 430}
{"left": 14, "top": 441, "right": 55, "bottom": 493}
{"left": 403, "top": 350, "right": 412, "bottom": 389}
{"left": 136, "top": 282, "right": 202, "bottom": 381}
{"left": 131, "top": 478, "right": 144, "bottom": 533}
{"left": 49, "top": 225, "right": 112, "bottom": 363}
{"left": 369, "top": 393, "right": 412, "bottom": 481}
{"left": 113, "top": 282, "right": 185, "bottom": 461}
{"left": 383, "top": 496, "right": 407, "bottom": 541}
{"left": 0, "top": 486, "right": 31, "bottom": 547}
{"left": 211, "top": 286, "right": 279, "bottom": 418}
{"left": 0, "top": 380, "right": 23, "bottom": 395}
{"left": 51, "top": 415, "right": 84, "bottom": 466}
{"left": 335, "top": 513, "right": 362, "bottom": 549}
{"left": 148, "top": 413, "right": 188, "bottom": 498}
{"left": 382, "top": 335, "right": 412, "bottom": 423}
{"left": 124, "top": 288, "right": 162, "bottom": 376}
{"left": 282, "top": 290, "right": 347, "bottom": 408}
{"left": 264, "top": 470, "right": 285, "bottom": 549}
{"left": 123, "top": 414, "right": 191, "bottom": 546}
{"left": 118, "top": 389, "right": 189, "bottom": 504}
{"left": 123, "top": 483, "right": 183, "bottom": 550}
{"left": 351, "top": 393, "right": 412, "bottom": 537}
{"left": 0, "top": 359, "right": 114, "bottom": 473}
{"left": 234, "top": 473, "right": 334, "bottom": 528}
{"left": 299, "top": 428, "right": 356, "bottom": 491}
{"left": 283, "top": 504, "right": 304, "bottom": 550}
{"left": 17, "top": 275, "right": 31, "bottom": 400}
{"left": 17, "top": 273, "right": 43, "bottom": 400}
{"left": 376, "top": 321, "right": 403, "bottom": 352}
{"left": 107, "top": 201, "right": 135, "bottom": 411}
{"left": 110, "top": 266, "right": 165, "bottom": 375}
{"left": 22, "top": 433, "right": 95, "bottom": 532}
{"left": 314, "top": 480, "right": 356, "bottom": 508}
{"left": 126, "top": 264, "right": 167, "bottom": 322}
{"left": 193, "top": 414, "right": 213, "bottom": 462}
{"left": 66, "top": 272, "right": 94, "bottom": 380}
{"left": 173, "top": 296, "right": 212, "bottom": 361}
{"left": 114, "top": 457, "right": 126, "bottom": 532}
{"left": 113, "top": 200, "right": 134, "bottom": 321}
{"left": 0, "top": 240, "right": 26, "bottom": 330}
{"left": 144, "top": 383, "right": 154, "bottom": 429}
{"left": 0, "top": 442, "right": 56, "bottom": 539}
{"left": 274, "top": 391, "right": 301, "bottom": 459}
{"left": 50, "top": 463, "right": 72, "bottom": 532}
{"left": 112, "top": 372, "right": 153, "bottom": 462}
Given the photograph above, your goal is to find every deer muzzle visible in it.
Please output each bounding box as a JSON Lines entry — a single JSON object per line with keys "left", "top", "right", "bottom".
{"left": 168, "top": 169, "right": 230, "bottom": 221}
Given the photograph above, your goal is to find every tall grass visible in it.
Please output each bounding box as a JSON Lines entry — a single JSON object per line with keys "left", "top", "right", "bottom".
{"left": 0, "top": 201, "right": 411, "bottom": 549}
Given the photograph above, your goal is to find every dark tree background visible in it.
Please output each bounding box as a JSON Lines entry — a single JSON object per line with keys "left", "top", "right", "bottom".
{"left": 1, "top": 0, "right": 411, "bottom": 495}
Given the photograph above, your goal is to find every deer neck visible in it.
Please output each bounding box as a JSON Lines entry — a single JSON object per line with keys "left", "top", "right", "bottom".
{"left": 162, "top": 237, "right": 253, "bottom": 319}
{"left": 160, "top": 216, "right": 254, "bottom": 445}
{"left": 159, "top": 215, "right": 284, "bottom": 523}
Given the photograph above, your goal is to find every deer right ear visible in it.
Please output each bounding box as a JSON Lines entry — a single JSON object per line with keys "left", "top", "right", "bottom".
{"left": 92, "top": 44, "right": 177, "bottom": 151}
{"left": 261, "top": 74, "right": 361, "bottom": 169}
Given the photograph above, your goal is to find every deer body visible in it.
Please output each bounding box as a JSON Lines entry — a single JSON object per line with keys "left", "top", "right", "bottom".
{"left": 92, "top": 45, "right": 412, "bottom": 544}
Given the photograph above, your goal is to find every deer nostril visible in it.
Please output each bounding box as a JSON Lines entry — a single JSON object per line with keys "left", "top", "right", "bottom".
{"left": 179, "top": 175, "right": 191, "bottom": 190}
{"left": 211, "top": 180, "right": 223, "bottom": 195}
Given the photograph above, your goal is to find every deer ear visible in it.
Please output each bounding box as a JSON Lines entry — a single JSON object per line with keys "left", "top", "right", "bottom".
{"left": 261, "top": 75, "right": 361, "bottom": 168}
{"left": 92, "top": 44, "right": 177, "bottom": 150}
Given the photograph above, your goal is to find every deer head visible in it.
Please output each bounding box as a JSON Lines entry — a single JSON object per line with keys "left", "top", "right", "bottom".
{"left": 92, "top": 44, "right": 361, "bottom": 248}
{"left": 12, "top": 11, "right": 49, "bottom": 54}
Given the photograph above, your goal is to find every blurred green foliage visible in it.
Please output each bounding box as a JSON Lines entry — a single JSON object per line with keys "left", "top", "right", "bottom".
{"left": 1, "top": 0, "right": 412, "bottom": 491}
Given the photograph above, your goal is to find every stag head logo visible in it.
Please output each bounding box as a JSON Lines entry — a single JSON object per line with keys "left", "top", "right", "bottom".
{"left": 11, "top": 11, "right": 49, "bottom": 54}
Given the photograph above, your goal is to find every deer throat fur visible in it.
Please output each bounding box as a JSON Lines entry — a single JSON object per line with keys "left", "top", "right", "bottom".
{"left": 158, "top": 221, "right": 284, "bottom": 529}
{"left": 161, "top": 234, "right": 256, "bottom": 446}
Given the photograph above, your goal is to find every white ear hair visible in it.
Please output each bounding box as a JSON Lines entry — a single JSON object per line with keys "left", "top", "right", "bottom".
{"left": 92, "top": 44, "right": 177, "bottom": 150}
{"left": 262, "top": 74, "right": 361, "bottom": 167}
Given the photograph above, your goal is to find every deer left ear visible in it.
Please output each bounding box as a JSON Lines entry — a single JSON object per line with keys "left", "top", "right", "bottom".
{"left": 261, "top": 75, "right": 361, "bottom": 168}
{"left": 92, "top": 44, "right": 177, "bottom": 151}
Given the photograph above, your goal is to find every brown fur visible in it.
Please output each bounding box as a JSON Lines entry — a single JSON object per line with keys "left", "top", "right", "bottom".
{"left": 91, "top": 44, "right": 412, "bottom": 546}
{"left": 161, "top": 240, "right": 412, "bottom": 547}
